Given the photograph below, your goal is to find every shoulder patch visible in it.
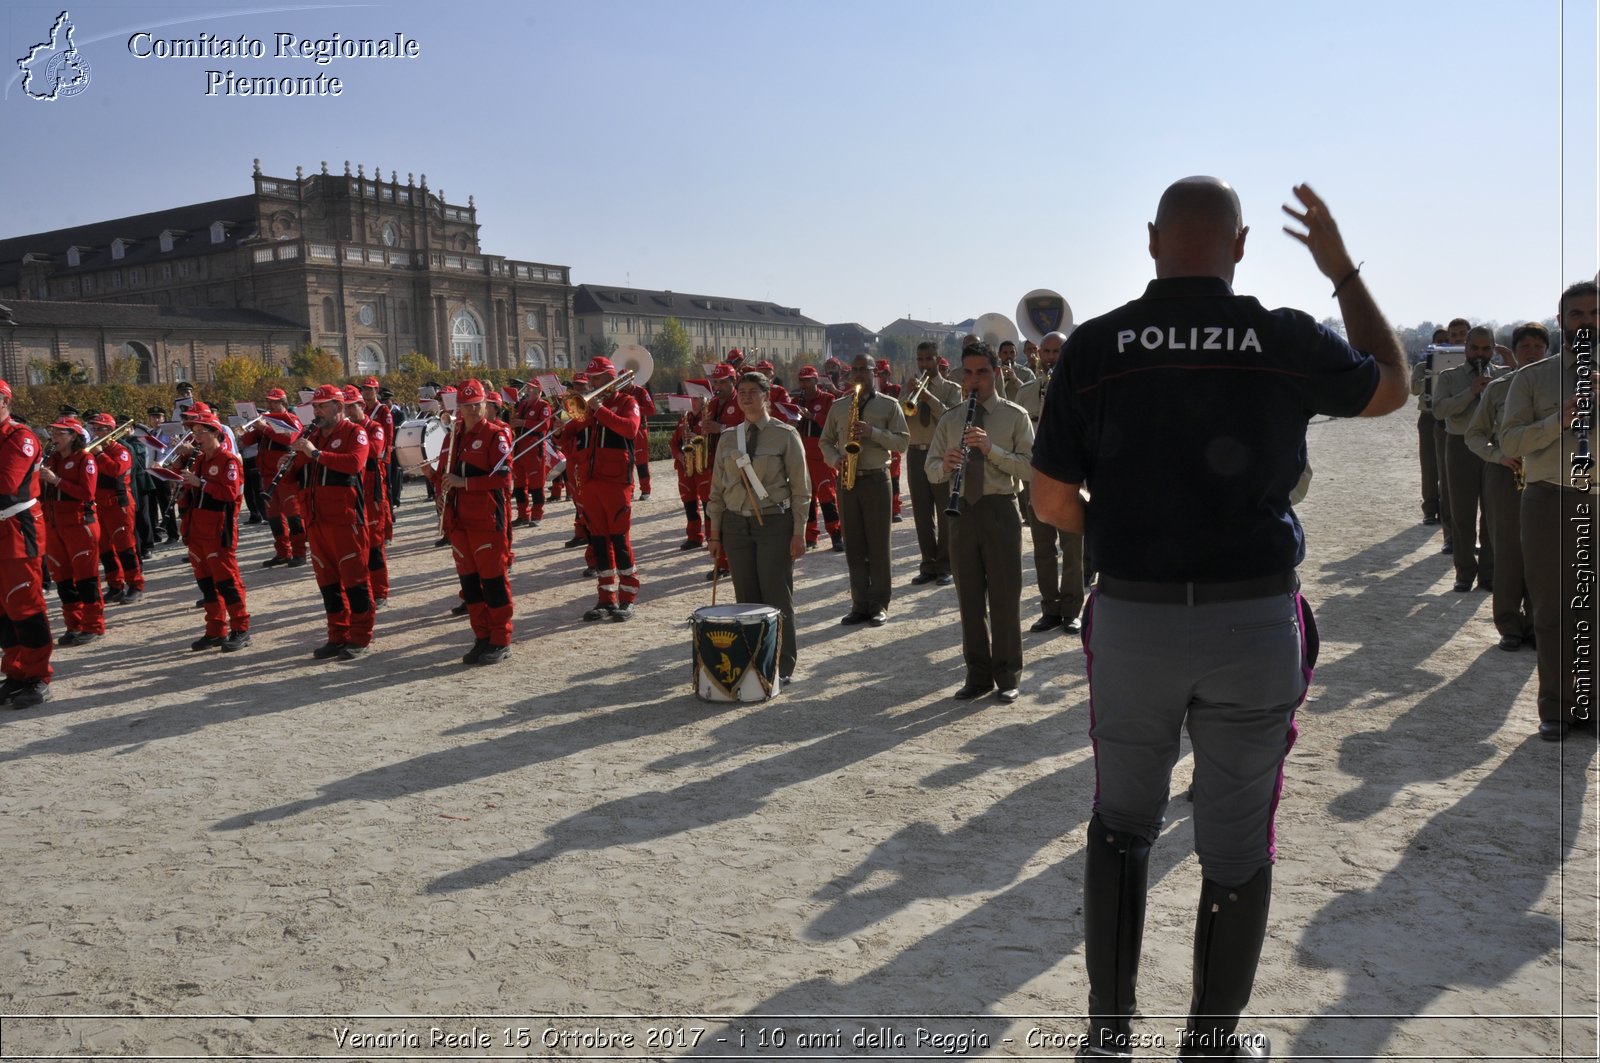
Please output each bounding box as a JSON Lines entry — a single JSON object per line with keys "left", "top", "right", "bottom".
{"left": 21, "top": 438, "right": 34, "bottom": 457}
{"left": 355, "top": 429, "right": 368, "bottom": 446}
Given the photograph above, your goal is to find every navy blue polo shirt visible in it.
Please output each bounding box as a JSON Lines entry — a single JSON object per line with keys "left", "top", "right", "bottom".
{"left": 1032, "top": 276, "right": 1379, "bottom": 582}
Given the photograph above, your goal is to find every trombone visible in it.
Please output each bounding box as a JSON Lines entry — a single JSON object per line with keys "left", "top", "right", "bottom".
{"left": 84, "top": 419, "right": 137, "bottom": 455}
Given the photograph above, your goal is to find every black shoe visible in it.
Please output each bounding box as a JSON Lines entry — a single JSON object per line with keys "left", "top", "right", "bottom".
{"left": 1478, "top": 581, "right": 1493, "bottom": 592}
{"left": 839, "top": 611, "right": 869, "bottom": 626}
{"left": 434, "top": 537, "right": 449, "bottom": 548}
{"left": 120, "top": 588, "right": 144, "bottom": 605}
{"left": 910, "top": 573, "right": 936, "bottom": 585}
{"left": 247, "top": 515, "right": 264, "bottom": 524}
{"left": 1064, "top": 617, "right": 1082, "bottom": 634}
{"left": 866, "top": 610, "right": 888, "bottom": 626}
{"left": 997, "top": 687, "right": 1021, "bottom": 704}
{"left": 1539, "top": 720, "right": 1570, "bottom": 741}
{"left": 7, "top": 681, "right": 51, "bottom": 710}
{"left": 450, "top": 602, "right": 470, "bottom": 617}
{"left": 583, "top": 605, "right": 613, "bottom": 622}
{"left": 679, "top": 539, "right": 702, "bottom": 550}
{"left": 564, "top": 536, "right": 586, "bottom": 549}
{"left": 953, "top": 681, "right": 994, "bottom": 700}
{"left": 1031, "top": 613, "right": 1063, "bottom": 632}
{"left": 831, "top": 539, "right": 844, "bottom": 553}
{"left": 56, "top": 631, "right": 84, "bottom": 648}
{"left": 609, "top": 604, "right": 635, "bottom": 621}
{"left": 581, "top": 566, "right": 598, "bottom": 577}
{"left": 1498, "top": 634, "right": 1523, "bottom": 651}
{"left": 780, "top": 672, "right": 797, "bottom": 685}
{"left": 705, "top": 569, "right": 719, "bottom": 581}
{"left": 194, "top": 599, "right": 206, "bottom": 608}
{"left": 104, "top": 588, "right": 126, "bottom": 606}
{"left": 286, "top": 556, "right": 307, "bottom": 567}
{"left": 374, "top": 598, "right": 387, "bottom": 609}
{"left": 0, "top": 676, "right": 27, "bottom": 706}
{"left": 191, "top": 635, "right": 226, "bottom": 651}
{"left": 1452, "top": 579, "right": 1472, "bottom": 592}
{"left": 338, "top": 644, "right": 369, "bottom": 661}
{"left": 73, "top": 632, "right": 102, "bottom": 646}
{"left": 935, "top": 573, "right": 954, "bottom": 586}
{"left": 891, "top": 514, "right": 903, "bottom": 523}
{"left": 1422, "top": 515, "right": 1440, "bottom": 525}
{"left": 462, "top": 638, "right": 490, "bottom": 664}
{"left": 1441, "top": 541, "right": 1454, "bottom": 554}
{"left": 139, "top": 550, "right": 152, "bottom": 561}
{"left": 312, "top": 641, "right": 345, "bottom": 659}
{"left": 475, "top": 643, "right": 511, "bottom": 664}
{"left": 219, "top": 631, "right": 252, "bottom": 652}
{"left": 805, "top": 541, "right": 817, "bottom": 551}
{"left": 262, "top": 556, "right": 289, "bottom": 568}
{"left": 638, "top": 492, "right": 651, "bottom": 501}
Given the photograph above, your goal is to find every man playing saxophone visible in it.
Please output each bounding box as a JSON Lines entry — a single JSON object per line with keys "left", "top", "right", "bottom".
{"left": 819, "top": 354, "right": 909, "bottom": 626}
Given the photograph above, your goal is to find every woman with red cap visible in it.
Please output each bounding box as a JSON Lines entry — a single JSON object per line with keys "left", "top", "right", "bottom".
{"left": 87, "top": 413, "right": 144, "bottom": 604}
{"left": 0, "top": 380, "right": 54, "bottom": 708}
{"left": 181, "top": 415, "right": 251, "bottom": 651}
{"left": 435, "top": 379, "right": 515, "bottom": 663}
{"left": 39, "top": 416, "right": 105, "bottom": 646}
{"left": 286, "top": 383, "right": 374, "bottom": 660}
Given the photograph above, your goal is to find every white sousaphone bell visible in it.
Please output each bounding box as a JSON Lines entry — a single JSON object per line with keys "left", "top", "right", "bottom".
{"left": 611, "top": 343, "right": 656, "bottom": 389}
{"left": 1016, "top": 289, "right": 1074, "bottom": 343}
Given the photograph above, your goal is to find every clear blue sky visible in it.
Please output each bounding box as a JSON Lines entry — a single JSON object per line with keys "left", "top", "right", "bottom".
{"left": 3, "top": 0, "right": 1595, "bottom": 333}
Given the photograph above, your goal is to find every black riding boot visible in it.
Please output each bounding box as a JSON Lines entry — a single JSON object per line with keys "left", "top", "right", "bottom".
{"left": 1177, "top": 866, "right": 1272, "bottom": 1060}
{"left": 1078, "top": 814, "right": 1151, "bottom": 1059}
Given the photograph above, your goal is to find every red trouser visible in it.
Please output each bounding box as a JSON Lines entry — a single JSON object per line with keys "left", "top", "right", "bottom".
{"left": 804, "top": 448, "right": 841, "bottom": 544}
{"left": 367, "top": 518, "right": 389, "bottom": 601}
{"left": 267, "top": 485, "right": 308, "bottom": 560}
{"left": 889, "top": 451, "right": 903, "bottom": 516}
{"left": 512, "top": 451, "right": 548, "bottom": 521}
{"left": 0, "top": 556, "right": 53, "bottom": 683}
{"left": 187, "top": 510, "right": 250, "bottom": 638}
{"left": 308, "top": 517, "right": 372, "bottom": 647}
{"left": 584, "top": 479, "right": 638, "bottom": 606}
{"left": 46, "top": 521, "right": 104, "bottom": 635}
{"left": 96, "top": 493, "right": 143, "bottom": 591}
{"left": 450, "top": 523, "right": 513, "bottom": 646}
{"left": 676, "top": 469, "right": 711, "bottom": 542}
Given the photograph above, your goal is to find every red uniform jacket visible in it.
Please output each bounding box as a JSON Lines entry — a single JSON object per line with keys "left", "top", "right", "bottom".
{"left": 241, "top": 411, "right": 302, "bottom": 483}
{"left": 0, "top": 419, "right": 43, "bottom": 559}
{"left": 93, "top": 441, "right": 133, "bottom": 509}
{"left": 793, "top": 388, "right": 836, "bottom": 443}
{"left": 366, "top": 402, "right": 395, "bottom": 461}
{"left": 581, "top": 392, "right": 641, "bottom": 485}
{"left": 43, "top": 449, "right": 97, "bottom": 529}
{"left": 192, "top": 448, "right": 244, "bottom": 548}
{"left": 351, "top": 416, "right": 388, "bottom": 525}
{"left": 439, "top": 418, "right": 512, "bottom": 533}
{"left": 288, "top": 418, "right": 370, "bottom": 524}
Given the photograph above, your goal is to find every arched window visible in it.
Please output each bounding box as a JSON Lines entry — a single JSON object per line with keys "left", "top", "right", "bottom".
{"left": 321, "top": 297, "right": 338, "bottom": 331}
{"left": 355, "top": 343, "right": 385, "bottom": 376}
{"left": 451, "top": 308, "right": 485, "bottom": 366}
{"left": 523, "top": 344, "right": 545, "bottom": 369}
{"left": 120, "top": 340, "right": 156, "bottom": 384}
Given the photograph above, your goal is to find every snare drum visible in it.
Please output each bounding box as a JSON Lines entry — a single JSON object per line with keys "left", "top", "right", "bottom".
{"left": 690, "top": 604, "right": 782, "bottom": 702}
{"left": 394, "top": 418, "right": 445, "bottom": 475}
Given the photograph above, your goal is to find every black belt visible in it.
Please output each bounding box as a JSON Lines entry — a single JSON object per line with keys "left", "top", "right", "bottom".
{"left": 1098, "top": 571, "right": 1298, "bottom": 606}
{"left": 196, "top": 495, "right": 235, "bottom": 512}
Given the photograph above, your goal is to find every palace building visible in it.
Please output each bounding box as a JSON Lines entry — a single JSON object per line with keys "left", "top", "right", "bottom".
{"left": 0, "top": 160, "right": 574, "bottom": 384}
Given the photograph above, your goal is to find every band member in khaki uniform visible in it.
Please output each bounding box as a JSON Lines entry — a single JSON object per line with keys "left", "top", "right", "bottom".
{"left": 927, "top": 343, "right": 1034, "bottom": 703}
{"left": 904, "top": 341, "right": 963, "bottom": 586}
{"left": 1016, "top": 330, "right": 1085, "bottom": 633}
{"left": 705, "top": 372, "right": 811, "bottom": 682}
{"left": 997, "top": 339, "right": 1035, "bottom": 401}
{"left": 820, "top": 354, "right": 909, "bottom": 625}
{"left": 1498, "top": 280, "right": 1598, "bottom": 741}
{"left": 1465, "top": 322, "right": 1548, "bottom": 651}
{"left": 1432, "top": 325, "right": 1505, "bottom": 591}
{"left": 1409, "top": 328, "right": 1447, "bottom": 527}
{"left": 1435, "top": 317, "right": 1472, "bottom": 552}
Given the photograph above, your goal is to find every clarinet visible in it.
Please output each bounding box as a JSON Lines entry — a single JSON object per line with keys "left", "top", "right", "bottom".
{"left": 944, "top": 390, "right": 980, "bottom": 518}
{"left": 265, "top": 419, "right": 312, "bottom": 494}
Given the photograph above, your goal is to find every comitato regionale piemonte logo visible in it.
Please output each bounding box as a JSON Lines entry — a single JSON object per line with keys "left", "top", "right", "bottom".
{"left": 18, "top": 10, "right": 92, "bottom": 101}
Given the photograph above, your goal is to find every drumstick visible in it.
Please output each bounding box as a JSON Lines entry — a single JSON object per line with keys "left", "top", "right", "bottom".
{"left": 711, "top": 563, "right": 721, "bottom": 606}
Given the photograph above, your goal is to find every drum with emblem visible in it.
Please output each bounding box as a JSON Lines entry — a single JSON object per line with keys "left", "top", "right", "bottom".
{"left": 690, "top": 604, "right": 782, "bottom": 702}
{"left": 394, "top": 417, "right": 445, "bottom": 476}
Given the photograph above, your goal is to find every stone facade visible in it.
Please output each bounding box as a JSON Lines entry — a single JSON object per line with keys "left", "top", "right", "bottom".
{"left": 572, "top": 284, "right": 825, "bottom": 366}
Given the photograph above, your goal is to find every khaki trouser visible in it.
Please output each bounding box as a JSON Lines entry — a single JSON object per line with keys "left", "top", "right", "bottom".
{"left": 1444, "top": 432, "right": 1492, "bottom": 586}
{"left": 906, "top": 446, "right": 951, "bottom": 578}
{"left": 1023, "top": 485, "right": 1085, "bottom": 621}
{"left": 1520, "top": 483, "right": 1593, "bottom": 725}
{"left": 1481, "top": 462, "right": 1531, "bottom": 641}
{"left": 948, "top": 493, "right": 1024, "bottom": 690}
{"left": 839, "top": 469, "right": 893, "bottom": 614}
{"left": 722, "top": 511, "right": 798, "bottom": 676}
{"left": 1433, "top": 417, "right": 1454, "bottom": 545}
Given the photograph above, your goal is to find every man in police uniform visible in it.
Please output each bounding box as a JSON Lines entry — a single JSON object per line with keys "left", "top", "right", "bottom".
{"left": 819, "top": 354, "right": 909, "bottom": 625}
{"left": 904, "top": 341, "right": 963, "bottom": 586}
{"left": 1432, "top": 325, "right": 1505, "bottom": 591}
{"left": 1032, "top": 178, "right": 1408, "bottom": 1060}
{"left": 1016, "top": 330, "right": 1084, "bottom": 633}
{"left": 1499, "top": 280, "right": 1598, "bottom": 740}
{"left": 926, "top": 343, "right": 1034, "bottom": 702}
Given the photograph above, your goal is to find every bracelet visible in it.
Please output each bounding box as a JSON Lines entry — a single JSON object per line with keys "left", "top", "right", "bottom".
{"left": 1331, "top": 261, "right": 1363, "bottom": 298}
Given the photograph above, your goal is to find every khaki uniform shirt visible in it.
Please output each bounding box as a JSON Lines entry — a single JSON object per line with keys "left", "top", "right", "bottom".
{"left": 1410, "top": 360, "right": 1431, "bottom": 413}
{"left": 925, "top": 393, "right": 1035, "bottom": 495}
{"left": 819, "top": 388, "right": 910, "bottom": 471}
{"left": 1014, "top": 369, "right": 1058, "bottom": 422}
{"left": 1464, "top": 374, "right": 1516, "bottom": 464}
{"left": 905, "top": 375, "right": 964, "bottom": 448}
{"left": 705, "top": 414, "right": 813, "bottom": 536}
{"left": 1499, "top": 345, "right": 1598, "bottom": 491}
{"left": 1432, "top": 362, "right": 1504, "bottom": 435}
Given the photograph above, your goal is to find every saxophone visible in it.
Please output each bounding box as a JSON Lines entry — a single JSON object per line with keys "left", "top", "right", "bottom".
{"left": 842, "top": 383, "right": 863, "bottom": 491}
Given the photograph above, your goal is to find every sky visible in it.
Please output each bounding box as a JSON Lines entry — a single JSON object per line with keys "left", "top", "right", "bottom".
{"left": 2, "top": 0, "right": 1595, "bottom": 334}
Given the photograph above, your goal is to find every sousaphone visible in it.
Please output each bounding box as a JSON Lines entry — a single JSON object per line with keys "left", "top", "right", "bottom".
{"left": 1016, "top": 289, "right": 1074, "bottom": 343}
{"left": 972, "top": 312, "right": 1021, "bottom": 351}
{"left": 613, "top": 343, "right": 656, "bottom": 389}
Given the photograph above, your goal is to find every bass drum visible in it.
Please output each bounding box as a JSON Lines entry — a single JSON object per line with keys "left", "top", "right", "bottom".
{"left": 690, "top": 604, "right": 781, "bottom": 702}
{"left": 394, "top": 417, "right": 445, "bottom": 476}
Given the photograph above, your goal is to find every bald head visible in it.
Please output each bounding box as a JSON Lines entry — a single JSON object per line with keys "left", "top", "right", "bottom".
{"left": 1148, "top": 176, "right": 1248, "bottom": 281}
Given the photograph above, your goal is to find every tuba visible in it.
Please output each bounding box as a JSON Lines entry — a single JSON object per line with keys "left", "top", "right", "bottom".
{"left": 613, "top": 343, "right": 656, "bottom": 390}
{"left": 842, "top": 383, "right": 863, "bottom": 491}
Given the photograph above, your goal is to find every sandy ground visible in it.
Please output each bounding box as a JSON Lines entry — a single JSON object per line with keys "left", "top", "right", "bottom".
{"left": 0, "top": 409, "right": 1595, "bottom": 1062}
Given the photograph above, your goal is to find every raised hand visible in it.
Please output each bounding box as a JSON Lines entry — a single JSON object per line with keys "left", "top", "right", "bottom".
{"left": 1282, "top": 183, "right": 1355, "bottom": 283}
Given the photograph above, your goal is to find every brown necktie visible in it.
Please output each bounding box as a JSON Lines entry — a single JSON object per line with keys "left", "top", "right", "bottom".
{"left": 745, "top": 423, "right": 759, "bottom": 457}
{"left": 963, "top": 402, "right": 986, "bottom": 506}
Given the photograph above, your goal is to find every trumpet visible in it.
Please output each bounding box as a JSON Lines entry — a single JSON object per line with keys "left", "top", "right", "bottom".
{"left": 842, "top": 383, "right": 863, "bottom": 491}
{"left": 84, "top": 419, "right": 137, "bottom": 455}
{"left": 900, "top": 371, "right": 934, "bottom": 415}
{"left": 152, "top": 431, "right": 194, "bottom": 470}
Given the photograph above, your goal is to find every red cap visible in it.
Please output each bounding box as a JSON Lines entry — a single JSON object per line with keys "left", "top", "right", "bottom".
{"left": 874, "top": 359, "right": 891, "bottom": 374}
{"left": 49, "top": 416, "right": 89, "bottom": 440}
{"left": 710, "top": 363, "right": 735, "bottom": 381}
{"left": 937, "top": 356, "right": 950, "bottom": 370}
{"left": 726, "top": 347, "right": 744, "bottom": 363}
{"left": 456, "top": 379, "right": 487, "bottom": 404}
{"left": 586, "top": 356, "right": 616, "bottom": 376}
{"left": 358, "top": 376, "right": 381, "bottom": 389}
{"left": 571, "top": 374, "right": 589, "bottom": 387}
{"left": 437, "top": 384, "right": 457, "bottom": 395}
{"left": 89, "top": 412, "right": 117, "bottom": 429}
{"left": 755, "top": 360, "right": 774, "bottom": 373}
{"left": 825, "top": 356, "right": 845, "bottom": 369}
{"left": 0, "top": 380, "right": 12, "bottom": 401}
{"left": 310, "top": 384, "right": 344, "bottom": 404}
{"left": 191, "top": 414, "right": 226, "bottom": 434}
{"left": 264, "top": 388, "right": 288, "bottom": 402}
{"left": 797, "top": 365, "right": 818, "bottom": 380}
{"left": 341, "top": 385, "right": 364, "bottom": 405}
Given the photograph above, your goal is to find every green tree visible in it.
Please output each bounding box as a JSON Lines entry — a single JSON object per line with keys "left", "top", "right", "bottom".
{"left": 287, "top": 344, "right": 343, "bottom": 383}
{"left": 589, "top": 333, "right": 618, "bottom": 362}
{"left": 648, "top": 317, "right": 693, "bottom": 390}
{"left": 37, "top": 360, "right": 90, "bottom": 386}
{"left": 399, "top": 351, "right": 435, "bottom": 375}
